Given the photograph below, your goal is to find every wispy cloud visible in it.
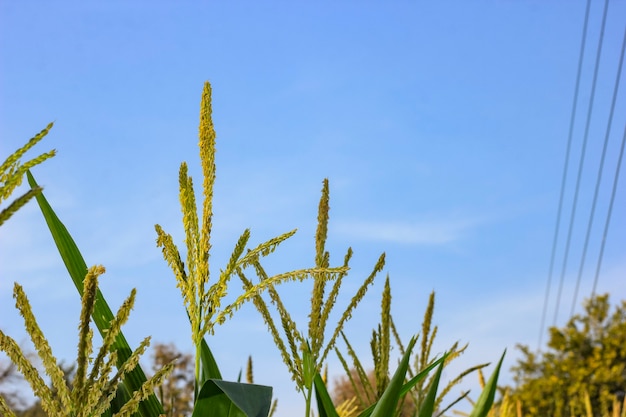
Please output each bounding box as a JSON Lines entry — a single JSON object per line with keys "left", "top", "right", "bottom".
{"left": 334, "top": 216, "right": 481, "bottom": 245}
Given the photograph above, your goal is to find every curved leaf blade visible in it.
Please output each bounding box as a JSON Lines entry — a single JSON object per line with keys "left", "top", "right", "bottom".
{"left": 200, "top": 337, "right": 223, "bottom": 381}
{"left": 192, "top": 379, "right": 273, "bottom": 417}
{"left": 26, "top": 170, "right": 165, "bottom": 417}
{"left": 417, "top": 359, "right": 444, "bottom": 417}
{"left": 367, "top": 336, "right": 416, "bottom": 417}
{"left": 357, "top": 353, "right": 446, "bottom": 417}
{"left": 314, "top": 372, "right": 340, "bottom": 417}
{"left": 469, "top": 350, "right": 506, "bottom": 417}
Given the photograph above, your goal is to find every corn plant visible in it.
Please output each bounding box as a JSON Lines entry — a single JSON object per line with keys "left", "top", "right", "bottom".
{"left": 154, "top": 81, "right": 350, "bottom": 412}
{"left": 1, "top": 124, "right": 172, "bottom": 415}
{"left": 333, "top": 277, "right": 489, "bottom": 416}
{"left": 1, "top": 82, "right": 506, "bottom": 417}
{"left": 238, "top": 356, "right": 278, "bottom": 417}
{"left": 237, "top": 177, "right": 385, "bottom": 416}
{"left": 0, "top": 265, "right": 174, "bottom": 417}
{"left": 19, "top": 82, "right": 348, "bottom": 417}
{"left": 314, "top": 335, "right": 505, "bottom": 417}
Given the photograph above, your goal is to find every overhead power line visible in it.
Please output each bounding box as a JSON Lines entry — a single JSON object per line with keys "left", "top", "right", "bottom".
{"left": 570, "top": 22, "right": 626, "bottom": 316}
{"left": 552, "top": 0, "right": 610, "bottom": 327}
{"left": 591, "top": 26, "right": 626, "bottom": 299}
{"left": 537, "top": 0, "right": 592, "bottom": 351}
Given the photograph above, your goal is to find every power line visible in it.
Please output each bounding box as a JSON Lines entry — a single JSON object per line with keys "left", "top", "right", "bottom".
{"left": 552, "top": 0, "right": 610, "bottom": 327}
{"left": 591, "top": 27, "right": 626, "bottom": 299}
{"left": 537, "top": 0, "right": 592, "bottom": 351}
{"left": 570, "top": 21, "right": 626, "bottom": 316}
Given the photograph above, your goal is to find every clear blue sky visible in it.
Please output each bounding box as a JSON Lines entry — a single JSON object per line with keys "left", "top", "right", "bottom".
{"left": 1, "top": 1, "right": 625, "bottom": 415}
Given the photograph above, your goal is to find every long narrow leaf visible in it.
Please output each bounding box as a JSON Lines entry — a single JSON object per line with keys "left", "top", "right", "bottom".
{"left": 418, "top": 360, "right": 444, "bottom": 417}
{"left": 469, "top": 350, "right": 506, "bottom": 417}
{"left": 358, "top": 349, "right": 447, "bottom": 417}
{"left": 106, "top": 381, "right": 132, "bottom": 417}
{"left": 313, "top": 372, "right": 340, "bottom": 417}
{"left": 367, "top": 336, "right": 416, "bottom": 417}
{"left": 26, "top": 170, "right": 165, "bottom": 417}
{"left": 400, "top": 354, "right": 447, "bottom": 397}
{"left": 200, "top": 337, "right": 223, "bottom": 381}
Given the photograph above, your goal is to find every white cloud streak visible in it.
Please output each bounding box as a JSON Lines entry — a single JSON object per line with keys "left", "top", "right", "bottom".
{"left": 335, "top": 217, "right": 480, "bottom": 245}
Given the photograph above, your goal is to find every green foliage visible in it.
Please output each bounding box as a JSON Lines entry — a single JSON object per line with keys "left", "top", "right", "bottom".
{"left": 509, "top": 294, "right": 626, "bottom": 417}
{"left": 238, "top": 178, "right": 384, "bottom": 416}
{"left": 333, "top": 279, "right": 489, "bottom": 416}
{"left": 27, "top": 171, "right": 168, "bottom": 417}
{"left": 192, "top": 379, "right": 272, "bottom": 417}
{"left": 0, "top": 82, "right": 503, "bottom": 417}
{"left": 317, "top": 345, "right": 504, "bottom": 417}
{"left": 26, "top": 83, "right": 281, "bottom": 417}
{"left": 369, "top": 337, "right": 419, "bottom": 417}
{"left": 0, "top": 266, "right": 174, "bottom": 417}
{"left": 468, "top": 351, "right": 505, "bottom": 417}
{"left": 154, "top": 83, "right": 346, "bottom": 412}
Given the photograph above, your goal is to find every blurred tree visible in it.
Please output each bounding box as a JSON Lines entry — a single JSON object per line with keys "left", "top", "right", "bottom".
{"left": 151, "top": 343, "right": 194, "bottom": 417}
{"left": 1, "top": 344, "right": 47, "bottom": 414}
{"left": 9, "top": 362, "right": 75, "bottom": 417}
{"left": 509, "top": 294, "right": 626, "bottom": 417}
{"left": 15, "top": 402, "right": 46, "bottom": 417}
{"left": 0, "top": 358, "right": 28, "bottom": 411}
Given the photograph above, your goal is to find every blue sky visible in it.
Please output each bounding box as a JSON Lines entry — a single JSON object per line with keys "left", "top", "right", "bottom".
{"left": 1, "top": 1, "right": 625, "bottom": 415}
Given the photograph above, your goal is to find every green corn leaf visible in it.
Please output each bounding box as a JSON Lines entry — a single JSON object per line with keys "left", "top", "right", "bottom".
{"left": 367, "top": 336, "right": 416, "bottom": 417}
{"left": 200, "top": 337, "right": 223, "bottom": 381}
{"left": 399, "top": 354, "right": 446, "bottom": 398}
{"left": 302, "top": 340, "right": 315, "bottom": 391}
{"left": 417, "top": 359, "right": 444, "bottom": 417}
{"left": 192, "top": 379, "right": 273, "bottom": 417}
{"left": 26, "top": 170, "right": 165, "bottom": 417}
{"left": 105, "top": 381, "right": 132, "bottom": 417}
{"left": 357, "top": 344, "right": 447, "bottom": 417}
{"left": 469, "top": 350, "right": 506, "bottom": 417}
{"left": 313, "top": 372, "right": 340, "bottom": 417}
